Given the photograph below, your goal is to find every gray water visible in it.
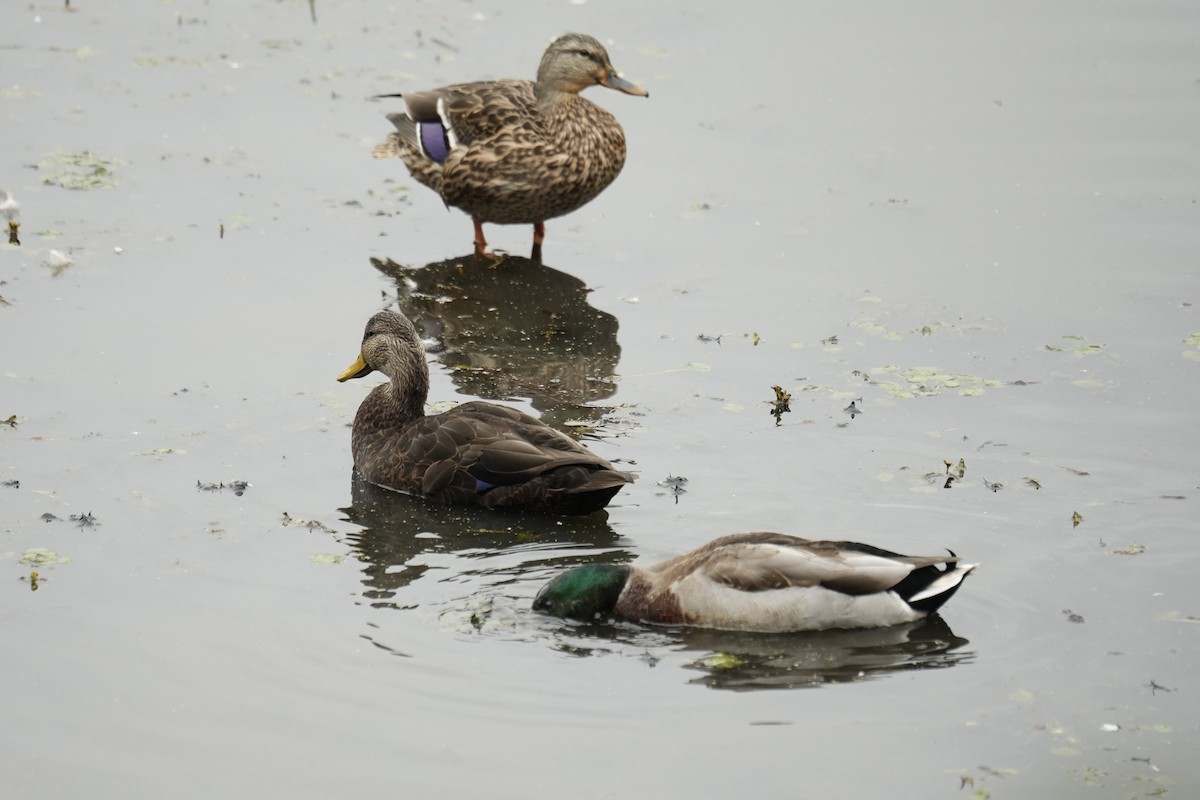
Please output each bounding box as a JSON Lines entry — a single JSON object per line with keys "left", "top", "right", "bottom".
{"left": 3, "top": 2, "right": 1198, "bottom": 797}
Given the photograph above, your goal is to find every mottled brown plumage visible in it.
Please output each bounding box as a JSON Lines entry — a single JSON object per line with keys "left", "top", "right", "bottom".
{"left": 372, "top": 33, "right": 648, "bottom": 260}
{"left": 338, "top": 310, "right": 633, "bottom": 515}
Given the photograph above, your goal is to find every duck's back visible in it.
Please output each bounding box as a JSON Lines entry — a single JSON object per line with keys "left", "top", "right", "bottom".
{"left": 379, "top": 79, "right": 628, "bottom": 225}
{"left": 351, "top": 397, "right": 630, "bottom": 514}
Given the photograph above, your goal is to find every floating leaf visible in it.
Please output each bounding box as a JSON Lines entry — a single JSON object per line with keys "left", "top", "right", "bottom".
{"left": 1072, "top": 511, "right": 1082, "bottom": 528}
{"left": 698, "top": 652, "right": 743, "bottom": 670}
{"left": 37, "top": 150, "right": 124, "bottom": 190}
{"left": 20, "top": 548, "right": 71, "bottom": 566}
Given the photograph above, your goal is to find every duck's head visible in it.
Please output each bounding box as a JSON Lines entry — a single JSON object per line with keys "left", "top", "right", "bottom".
{"left": 533, "top": 563, "right": 630, "bottom": 620}
{"left": 538, "top": 33, "right": 648, "bottom": 98}
{"left": 337, "top": 311, "right": 430, "bottom": 401}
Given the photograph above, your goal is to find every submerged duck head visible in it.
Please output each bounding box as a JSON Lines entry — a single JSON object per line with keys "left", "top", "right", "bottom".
{"left": 532, "top": 563, "right": 630, "bottom": 620}
{"left": 537, "top": 33, "right": 649, "bottom": 99}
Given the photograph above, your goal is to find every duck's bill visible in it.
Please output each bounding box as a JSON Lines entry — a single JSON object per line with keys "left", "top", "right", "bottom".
{"left": 602, "top": 74, "right": 649, "bottom": 97}
{"left": 337, "top": 354, "right": 373, "bottom": 382}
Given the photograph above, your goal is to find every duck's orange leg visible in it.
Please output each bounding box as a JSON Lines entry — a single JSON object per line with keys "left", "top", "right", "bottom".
{"left": 530, "top": 221, "right": 545, "bottom": 262}
{"left": 472, "top": 218, "right": 490, "bottom": 258}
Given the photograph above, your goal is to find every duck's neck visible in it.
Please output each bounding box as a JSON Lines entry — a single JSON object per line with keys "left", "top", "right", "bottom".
{"left": 380, "top": 375, "right": 427, "bottom": 423}
{"left": 360, "top": 356, "right": 429, "bottom": 432}
{"left": 534, "top": 84, "right": 578, "bottom": 116}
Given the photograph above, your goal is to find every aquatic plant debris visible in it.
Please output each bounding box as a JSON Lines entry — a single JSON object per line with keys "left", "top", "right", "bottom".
{"left": 37, "top": 151, "right": 124, "bottom": 190}
{"left": 281, "top": 512, "right": 334, "bottom": 532}
{"left": 769, "top": 384, "right": 791, "bottom": 425}
{"left": 1044, "top": 335, "right": 1105, "bottom": 356}
{"left": 657, "top": 475, "right": 688, "bottom": 503}
{"left": 197, "top": 480, "right": 250, "bottom": 496}
{"left": 20, "top": 548, "right": 71, "bottom": 567}
{"left": 698, "top": 653, "right": 743, "bottom": 670}
{"left": 1072, "top": 511, "right": 1082, "bottom": 528}
{"left": 867, "top": 365, "right": 1004, "bottom": 399}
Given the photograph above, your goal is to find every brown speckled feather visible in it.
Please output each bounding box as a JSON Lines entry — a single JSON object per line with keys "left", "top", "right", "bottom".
{"left": 372, "top": 33, "right": 647, "bottom": 255}
{"left": 339, "top": 310, "right": 632, "bottom": 515}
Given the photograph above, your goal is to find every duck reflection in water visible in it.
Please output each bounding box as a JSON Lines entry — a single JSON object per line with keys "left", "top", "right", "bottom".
{"left": 370, "top": 255, "right": 621, "bottom": 431}
{"left": 341, "top": 473, "right": 623, "bottom": 606}
{"left": 677, "top": 615, "right": 973, "bottom": 691}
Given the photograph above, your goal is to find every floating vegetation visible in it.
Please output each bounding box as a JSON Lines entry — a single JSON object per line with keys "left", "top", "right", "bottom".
{"left": 945, "top": 458, "right": 966, "bottom": 479}
{"left": 469, "top": 596, "right": 494, "bottom": 631}
{"left": 281, "top": 511, "right": 334, "bottom": 532}
{"left": 1109, "top": 543, "right": 1145, "bottom": 556}
{"left": 1182, "top": 332, "right": 1200, "bottom": 362}
{"left": 657, "top": 474, "right": 688, "bottom": 503}
{"left": 1060, "top": 465, "right": 1090, "bottom": 476}
{"left": 133, "top": 55, "right": 213, "bottom": 68}
{"left": 37, "top": 151, "right": 124, "bottom": 191}
{"left": 132, "top": 447, "right": 186, "bottom": 458}
{"left": 982, "top": 477, "right": 1002, "bottom": 492}
{"left": 1, "top": 188, "right": 19, "bottom": 245}
{"left": 2, "top": 479, "right": 18, "bottom": 488}
{"left": 850, "top": 311, "right": 903, "bottom": 341}
{"left": 696, "top": 652, "right": 743, "bottom": 670}
{"left": 1044, "top": 335, "right": 1105, "bottom": 356}
{"left": 769, "top": 385, "right": 791, "bottom": 425}
{"left": 46, "top": 249, "right": 73, "bottom": 276}
{"left": 1, "top": 414, "right": 16, "bottom": 428}
{"left": 696, "top": 333, "right": 722, "bottom": 344}
{"left": 1072, "top": 511, "right": 1083, "bottom": 528}
{"left": 310, "top": 553, "right": 345, "bottom": 565}
{"left": 1062, "top": 609, "right": 1085, "bottom": 624}
{"left": 70, "top": 511, "right": 99, "bottom": 528}
{"left": 1024, "top": 477, "right": 1042, "bottom": 490}
{"left": 20, "top": 548, "right": 71, "bottom": 567}
{"left": 196, "top": 479, "right": 250, "bottom": 496}
{"left": 867, "top": 365, "right": 1005, "bottom": 399}
{"left": 40, "top": 512, "right": 60, "bottom": 523}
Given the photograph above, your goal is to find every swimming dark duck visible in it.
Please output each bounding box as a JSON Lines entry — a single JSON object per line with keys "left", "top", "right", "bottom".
{"left": 372, "top": 33, "right": 648, "bottom": 261}
{"left": 534, "top": 533, "right": 977, "bottom": 631}
{"left": 338, "top": 310, "right": 633, "bottom": 515}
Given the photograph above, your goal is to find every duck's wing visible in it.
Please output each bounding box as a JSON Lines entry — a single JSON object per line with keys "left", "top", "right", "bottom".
{"left": 412, "top": 402, "right": 629, "bottom": 495}
{"left": 665, "top": 532, "right": 958, "bottom": 596}
{"left": 404, "top": 80, "right": 538, "bottom": 147}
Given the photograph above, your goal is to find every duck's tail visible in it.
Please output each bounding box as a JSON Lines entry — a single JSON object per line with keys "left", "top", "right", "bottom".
{"left": 897, "top": 554, "right": 978, "bottom": 615}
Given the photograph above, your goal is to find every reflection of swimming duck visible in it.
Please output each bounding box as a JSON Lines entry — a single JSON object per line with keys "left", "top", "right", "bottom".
{"left": 534, "top": 533, "right": 977, "bottom": 631}
{"left": 338, "top": 310, "right": 633, "bottom": 515}
{"left": 372, "top": 33, "right": 647, "bottom": 260}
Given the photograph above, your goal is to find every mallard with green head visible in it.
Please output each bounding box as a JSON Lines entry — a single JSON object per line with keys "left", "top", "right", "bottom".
{"left": 338, "top": 310, "right": 633, "bottom": 515}
{"left": 534, "top": 533, "right": 977, "bottom": 631}
{"left": 372, "top": 33, "right": 648, "bottom": 261}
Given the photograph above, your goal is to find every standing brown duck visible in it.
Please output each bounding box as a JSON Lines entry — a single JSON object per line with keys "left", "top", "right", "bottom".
{"left": 372, "top": 33, "right": 648, "bottom": 261}
{"left": 337, "top": 310, "right": 633, "bottom": 515}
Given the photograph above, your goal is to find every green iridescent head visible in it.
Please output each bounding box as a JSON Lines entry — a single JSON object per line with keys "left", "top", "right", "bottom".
{"left": 532, "top": 564, "right": 630, "bottom": 620}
